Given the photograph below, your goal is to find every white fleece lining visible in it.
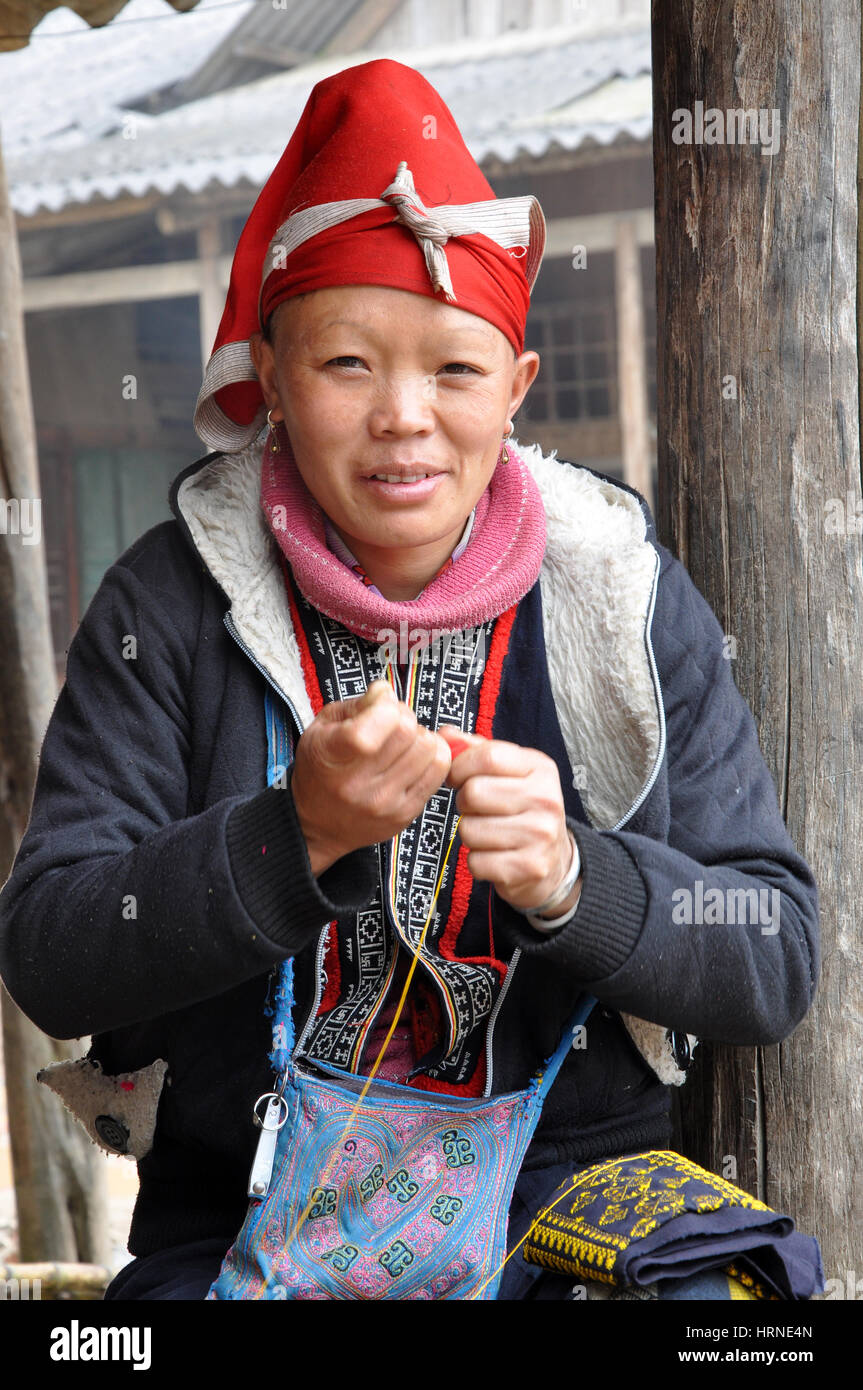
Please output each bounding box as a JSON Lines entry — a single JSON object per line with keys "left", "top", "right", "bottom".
{"left": 176, "top": 440, "right": 695, "bottom": 1085}
{"left": 514, "top": 441, "right": 661, "bottom": 831}
{"left": 178, "top": 448, "right": 315, "bottom": 729}
{"left": 178, "top": 438, "right": 660, "bottom": 823}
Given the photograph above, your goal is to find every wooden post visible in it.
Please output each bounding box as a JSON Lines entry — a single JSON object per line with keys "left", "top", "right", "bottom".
{"left": 652, "top": 0, "right": 861, "bottom": 1285}
{"left": 197, "top": 219, "right": 223, "bottom": 373}
{"left": 614, "top": 217, "right": 652, "bottom": 499}
{"left": 0, "top": 134, "right": 109, "bottom": 1264}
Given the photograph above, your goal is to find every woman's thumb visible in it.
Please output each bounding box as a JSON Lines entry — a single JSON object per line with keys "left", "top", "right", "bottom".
{"left": 320, "top": 679, "right": 397, "bottom": 724}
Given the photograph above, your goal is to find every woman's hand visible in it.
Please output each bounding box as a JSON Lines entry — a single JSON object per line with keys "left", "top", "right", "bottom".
{"left": 291, "top": 681, "right": 453, "bottom": 876}
{"left": 438, "top": 726, "right": 582, "bottom": 919}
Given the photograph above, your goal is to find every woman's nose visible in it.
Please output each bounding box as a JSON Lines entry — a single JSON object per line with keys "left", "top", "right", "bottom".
{"left": 368, "top": 373, "right": 436, "bottom": 435}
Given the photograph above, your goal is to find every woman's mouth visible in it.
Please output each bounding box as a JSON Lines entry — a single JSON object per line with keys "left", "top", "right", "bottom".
{"left": 363, "top": 471, "right": 445, "bottom": 499}
{"left": 371, "top": 472, "right": 430, "bottom": 483}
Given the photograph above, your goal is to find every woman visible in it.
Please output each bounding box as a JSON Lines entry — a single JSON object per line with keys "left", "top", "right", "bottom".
{"left": 0, "top": 59, "right": 819, "bottom": 1300}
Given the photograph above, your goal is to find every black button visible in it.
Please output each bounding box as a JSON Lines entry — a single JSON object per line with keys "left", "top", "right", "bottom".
{"left": 95, "top": 1114, "right": 130, "bottom": 1153}
{"left": 668, "top": 1030, "right": 693, "bottom": 1071}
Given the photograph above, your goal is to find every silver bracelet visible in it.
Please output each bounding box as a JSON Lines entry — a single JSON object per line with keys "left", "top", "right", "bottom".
{"left": 524, "top": 830, "right": 581, "bottom": 932}
{"left": 526, "top": 899, "right": 580, "bottom": 933}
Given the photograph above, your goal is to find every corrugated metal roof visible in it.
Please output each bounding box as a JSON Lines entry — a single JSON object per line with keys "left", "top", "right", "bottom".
{"left": 177, "top": 0, "right": 372, "bottom": 100}
{"left": 0, "top": 0, "right": 255, "bottom": 155}
{"left": 6, "top": 22, "right": 651, "bottom": 216}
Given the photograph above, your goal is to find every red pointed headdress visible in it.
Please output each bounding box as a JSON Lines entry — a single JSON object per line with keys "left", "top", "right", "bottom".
{"left": 194, "top": 58, "right": 546, "bottom": 452}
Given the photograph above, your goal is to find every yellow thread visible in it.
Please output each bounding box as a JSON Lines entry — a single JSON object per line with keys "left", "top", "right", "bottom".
{"left": 467, "top": 1175, "right": 583, "bottom": 1299}
{"left": 365, "top": 814, "right": 460, "bottom": 1083}
{"left": 272, "top": 810, "right": 462, "bottom": 1287}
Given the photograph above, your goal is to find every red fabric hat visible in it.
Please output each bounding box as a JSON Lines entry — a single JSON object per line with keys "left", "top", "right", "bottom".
{"left": 195, "top": 58, "right": 546, "bottom": 452}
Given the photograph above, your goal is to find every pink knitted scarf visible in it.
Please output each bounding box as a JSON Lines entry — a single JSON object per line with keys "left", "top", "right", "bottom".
{"left": 260, "top": 431, "right": 547, "bottom": 639}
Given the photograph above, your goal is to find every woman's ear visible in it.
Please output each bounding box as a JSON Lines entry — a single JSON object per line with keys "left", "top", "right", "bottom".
{"left": 249, "top": 331, "right": 281, "bottom": 417}
{"left": 509, "top": 350, "right": 541, "bottom": 419}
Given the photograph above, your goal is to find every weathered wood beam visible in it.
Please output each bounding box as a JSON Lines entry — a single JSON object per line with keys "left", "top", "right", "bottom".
{"left": 196, "top": 219, "right": 223, "bottom": 371}
{"left": 653, "top": 0, "right": 861, "bottom": 1286}
{"left": 0, "top": 0, "right": 200, "bottom": 53}
{"left": 0, "top": 132, "right": 108, "bottom": 1264}
{"left": 614, "top": 216, "right": 652, "bottom": 497}
{"left": 15, "top": 194, "right": 162, "bottom": 232}
{"left": 22, "top": 255, "right": 232, "bottom": 311}
{"left": 0, "top": 1261, "right": 112, "bottom": 1299}
{"left": 544, "top": 209, "right": 654, "bottom": 256}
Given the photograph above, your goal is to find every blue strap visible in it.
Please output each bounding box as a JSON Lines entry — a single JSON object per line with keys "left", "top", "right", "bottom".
{"left": 265, "top": 687, "right": 296, "bottom": 1075}
{"left": 533, "top": 991, "right": 597, "bottom": 1100}
{"left": 263, "top": 685, "right": 596, "bottom": 1092}
{"left": 265, "top": 684, "right": 294, "bottom": 790}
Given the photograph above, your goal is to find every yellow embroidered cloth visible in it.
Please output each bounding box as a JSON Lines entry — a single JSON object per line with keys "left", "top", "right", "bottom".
{"left": 522, "top": 1149, "right": 823, "bottom": 1301}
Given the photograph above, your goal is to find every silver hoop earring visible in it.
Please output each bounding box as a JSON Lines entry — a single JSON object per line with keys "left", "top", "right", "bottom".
{"left": 267, "top": 408, "right": 279, "bottom": 453}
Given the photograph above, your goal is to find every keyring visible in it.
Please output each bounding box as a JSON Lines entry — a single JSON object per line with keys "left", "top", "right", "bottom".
{"left": 252, "top": 1092, "right": 289, "bottom": 1130}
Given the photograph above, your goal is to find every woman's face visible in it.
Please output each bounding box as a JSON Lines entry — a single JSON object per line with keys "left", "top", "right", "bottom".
{"left": 250, "top": 285, "right": 540, "bottom": 571}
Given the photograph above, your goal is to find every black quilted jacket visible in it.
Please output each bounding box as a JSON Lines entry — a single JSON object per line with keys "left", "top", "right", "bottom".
{"left": 0, "top": 447, "right": 820, "bottom": 1257}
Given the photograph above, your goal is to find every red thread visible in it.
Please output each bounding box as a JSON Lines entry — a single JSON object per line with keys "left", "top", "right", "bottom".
{"left": 444, "top": 736, "right": 471, "bottom": 760}
{"left": 283, "top": 558, "right": 324, "bottom": 716}
{"left": 476, "top": 604, "right": 517, "bottom": 739}
{"left": 438, "top": 603, "right": 517, "bottom": 976}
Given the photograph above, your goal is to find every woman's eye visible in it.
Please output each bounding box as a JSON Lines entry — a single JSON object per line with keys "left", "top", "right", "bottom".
{"left": 324, "top": 357, "right": 478, "bottom": 373}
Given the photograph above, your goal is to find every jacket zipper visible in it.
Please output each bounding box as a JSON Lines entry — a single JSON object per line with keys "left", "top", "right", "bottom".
{"left": 482, "top": 944, "right": 522, "bottom": 1098}
{"left": 292, "top": 923, "right": 330, "bottom": 1059}
{"left": 484, "top": 545, "right": 666, "bottom": 1094}
{"left": 222, "top": 610, "right": 305, "bottom": 737}
{"left": 610, "top": 548, "right": 668, "bottom": 833}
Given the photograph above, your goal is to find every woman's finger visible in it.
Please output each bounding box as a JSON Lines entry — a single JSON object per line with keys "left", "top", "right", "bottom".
{"left": 463, "top": 846, "right": 550, "bottom": 889}
{"left": 325, "top": 687, "right": 420, "bottom": 769}
{"left": 455, "top": 769, "right": 562, "bottom": 819}
{"left": 463, "top": 844, "right": 569, "bottom": 901}
{"left": 440, "top": 731, "right": 536, "bottom": 788}
{"left": 455, "top": 809, "right": 560, "bottom": 853}
{"left": 399, "top": 732, "right": 453, "bottom": 811}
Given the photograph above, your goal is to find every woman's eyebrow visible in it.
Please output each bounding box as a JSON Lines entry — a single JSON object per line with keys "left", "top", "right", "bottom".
{"left": 316, "top": 318, "right": 496, "bottom": 347}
